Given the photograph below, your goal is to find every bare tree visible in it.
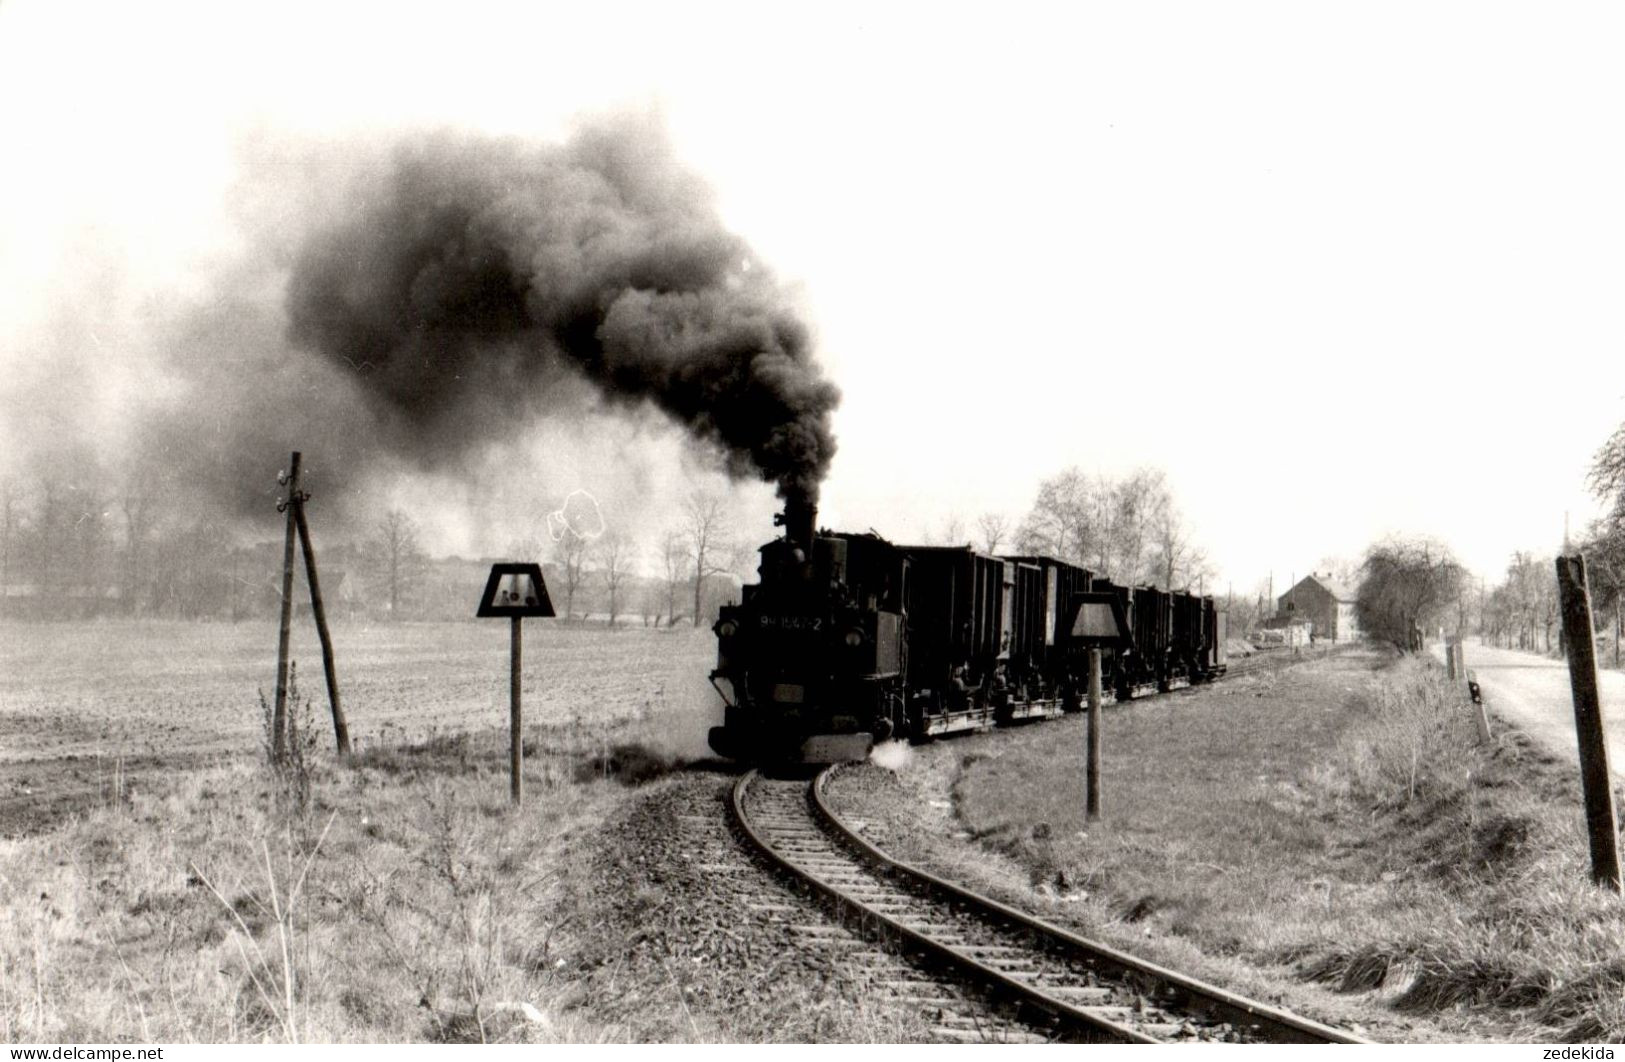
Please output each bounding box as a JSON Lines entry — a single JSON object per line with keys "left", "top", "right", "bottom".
{"left": 1151, "top": 496, "right": 1203, "bottom": 589}
{"left": 555, "top": 529, "right": 591, "bottom": 621}
{"left": 1356, "top": 535, "right": 1467, "bottom": 651}
{"left": 1501, "top": 550, "right": 1548, "bottom": 650}
{"left": 1222, "top": 577, "right": 1272, "bottom": 638}
{"left": 505, "top": 530, "right": 547, "bottom": 564}
{"left": 595, "top": 528, "right": 634, "bottom": 627}
{"left": 148, "top": 517, "right": 230, "bottom": 620}
{"left": 976, "top": 512, "right": 1009, "bottom": 555}
{"left": 920, "top": 513, "right": 969, "bottom": 547}
{"left": 1590, "top": 422, "right": 1625, "bottom": 523}
{"left": 658, "top": 529, "right": 690, "bottom": 627}
{"left": 0, "top": 476, "right": 23, "bottom": 596}
{"left": 1112, "top": 467, "right": 1169, "bottom": 584}
{"left": 1016, "top": 465, "right": 1202, "bottom": 587}
{"left": 369, "top": 508, "right": 425, "bottom": 619}
{"left": 682, "top": 490, "right": 740, "bottom": 628}
{"left": 1015, "top": 467, "right": 1089, "bottom": 562}
{"left": 116, "top": 460, "right": 159, "bottom": 617}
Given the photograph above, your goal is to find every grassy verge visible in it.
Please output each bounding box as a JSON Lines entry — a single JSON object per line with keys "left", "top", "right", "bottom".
{"left": 0, "top": 724, "right": 623, "bottom": 1042}
{"left": 0, "top": 699, "right": 934, "bottom": 1043}
{"left": 911, "top": 649, "right": 1625, "bottom": 1041}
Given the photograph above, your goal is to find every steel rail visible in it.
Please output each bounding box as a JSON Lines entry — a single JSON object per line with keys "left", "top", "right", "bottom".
{"left": 731, "top": 768, "right": 1141, "bottom": 1042}
{"left": 811, "top": 767, "right": 1371, "bottom": 1044}
{"left": 732, "top": 767, "right": 1370, "bottom": 1044}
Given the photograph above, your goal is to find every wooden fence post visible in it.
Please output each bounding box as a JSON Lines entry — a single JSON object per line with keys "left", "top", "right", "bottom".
{"left": 1556, "top": 555, "right": 1622, "bottom": 891}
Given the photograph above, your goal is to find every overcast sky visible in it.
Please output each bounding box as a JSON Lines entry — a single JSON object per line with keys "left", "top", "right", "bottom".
{"left": 3, "top": 1, "right": 1621, "bottom": 592}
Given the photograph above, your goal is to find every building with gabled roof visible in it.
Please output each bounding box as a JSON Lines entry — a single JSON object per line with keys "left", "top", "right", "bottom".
{"left": 1275, "top": 572, "right": 1360, "bottom": 643}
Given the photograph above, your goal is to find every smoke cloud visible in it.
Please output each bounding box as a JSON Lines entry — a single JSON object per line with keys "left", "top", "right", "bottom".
{"left": 285, "top": 113, "right": 839, "bottom": 506}
{"left": 1, "top": 113, "right": 836, "bottom": 554}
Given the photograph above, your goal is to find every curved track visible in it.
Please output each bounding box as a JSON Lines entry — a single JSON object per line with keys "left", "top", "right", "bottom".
{"left": 732, "top": 767, "right": 1369, "bottom": 1044}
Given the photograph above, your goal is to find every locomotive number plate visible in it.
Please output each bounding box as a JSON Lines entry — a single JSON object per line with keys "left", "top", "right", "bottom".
{"left": 772, "top": 683, "right": 806, "bottom": 704}
{"left": 759, "top": 615, "right": 823, "bottom": 631}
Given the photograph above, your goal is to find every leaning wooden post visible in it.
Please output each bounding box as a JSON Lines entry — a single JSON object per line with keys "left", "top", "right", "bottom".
{"left": 293, "top": 496, "right": 349, "bottom": 756}
{"left": 1086, "top": 648, "right": 1102, "bottom": 821}
{"left": 510, "top": 615, "right": 523, "bottom": 806}
{"left": 271, "top": 451, "right": 302, "bottom": 764}
{"left": 1556, "top": 555, "right": 1622, "bottom": 891}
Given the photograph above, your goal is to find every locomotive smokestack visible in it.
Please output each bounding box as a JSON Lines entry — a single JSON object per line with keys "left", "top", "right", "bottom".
{"left": 775, "top": 493, "right": 817, "bottom": 553}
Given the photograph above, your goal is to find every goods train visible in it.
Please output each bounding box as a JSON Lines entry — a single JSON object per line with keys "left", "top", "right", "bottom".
{"left": 708, "top": 499, "right": 1227, "bottom": 762}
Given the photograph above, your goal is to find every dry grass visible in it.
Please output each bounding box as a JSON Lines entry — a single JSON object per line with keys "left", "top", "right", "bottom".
{"left": 0, "top": 620, "right": 929, "bottom": 1043}
{"left": 0, "top": 737, "right": 623, "bottom": 1042}
{"left": 922, "top": 650, "right": 1625, "bottom": 1040}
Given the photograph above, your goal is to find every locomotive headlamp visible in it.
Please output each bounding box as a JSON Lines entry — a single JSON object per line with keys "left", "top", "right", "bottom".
{"left": 844, "top": 628, "right": 863, "bottom": 647}
{"left": 718, "top": 620, "right": 737, "bottom": 638}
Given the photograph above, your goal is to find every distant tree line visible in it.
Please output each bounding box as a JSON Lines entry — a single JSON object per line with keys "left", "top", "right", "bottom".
{"left": 0, "top": 458, "right": 750, "bottom": 627}
{"left": 941, "top": 466, "right": 1212, "bottom": 592}
{"left": 1363, "top": 419, "right": 1625, "bottom": 659}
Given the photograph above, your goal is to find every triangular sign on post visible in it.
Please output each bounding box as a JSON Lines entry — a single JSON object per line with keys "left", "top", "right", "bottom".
{"left": 476, "top": 563, "right": 556, "bottom": 618}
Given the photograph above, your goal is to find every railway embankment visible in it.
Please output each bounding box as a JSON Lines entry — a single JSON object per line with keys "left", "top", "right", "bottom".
{"left": 826, "top": 647, "right": 1625, "bottom": 1043}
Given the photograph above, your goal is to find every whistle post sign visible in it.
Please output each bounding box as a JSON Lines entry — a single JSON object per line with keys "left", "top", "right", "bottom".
{"left": 477, "top": 563, "right": 556, "bottom": 618}
{"left": 477, "top": 562, "right": 555, "bottom": 805}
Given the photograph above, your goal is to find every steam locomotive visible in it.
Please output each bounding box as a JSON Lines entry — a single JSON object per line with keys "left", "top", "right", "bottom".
{"left": 707, "top": 499, "right": 1227, "bottom": 762}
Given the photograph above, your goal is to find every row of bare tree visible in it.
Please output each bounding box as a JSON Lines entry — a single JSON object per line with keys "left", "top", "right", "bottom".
{"left": 1362, "top": 420, "right": 1625, "bottom": 657}
{"left": 491, "top": 491, "right": 746, "bottom": 627}
{"left": 0, "top": 463, "right": 235, "bottom": 619}
{"left": 959, "top": 466, "right": 1214, "bottom": 590}
{"left": 1476, "top": 426, "right": 1625, "bottom": 655}
{"left": 0, "top": 455, "right": 753, "bottom": 625}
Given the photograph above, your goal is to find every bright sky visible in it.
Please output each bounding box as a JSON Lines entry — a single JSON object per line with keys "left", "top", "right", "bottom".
{"left": 2, "top": 1, "right": 1622, "bottom": 591}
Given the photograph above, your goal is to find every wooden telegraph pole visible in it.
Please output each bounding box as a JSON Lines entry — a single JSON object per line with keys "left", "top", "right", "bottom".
{"left": 1086, "top": 648, "right": 1102, "bottom": 821}
{"left": 271, "top": 452, "right": 302, "bottom": 763}
{"left": 272, "top": 451, "right": 349, "bottom": 758}
{"left": 1556, "top": 554, "right": 1622, "bottom": 891}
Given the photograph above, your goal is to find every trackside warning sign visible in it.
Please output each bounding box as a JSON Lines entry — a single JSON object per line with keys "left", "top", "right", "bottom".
{"left": 476, "top": 563, "right": 556, "bottom": 618}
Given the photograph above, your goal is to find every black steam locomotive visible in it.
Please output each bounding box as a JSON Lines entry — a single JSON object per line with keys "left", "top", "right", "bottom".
{"left": 707, "top": 500, "right": 1227, "bottom": 763}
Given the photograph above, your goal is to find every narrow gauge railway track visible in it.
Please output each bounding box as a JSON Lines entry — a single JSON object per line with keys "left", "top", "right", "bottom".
{"left": 732, "top": 768, "right": 1369, "bottom": 1045}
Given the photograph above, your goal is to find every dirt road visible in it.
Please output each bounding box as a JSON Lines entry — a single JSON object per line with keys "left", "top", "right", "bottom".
{"left": 1440, "top": 639, "right": 1625, "bottom": 776}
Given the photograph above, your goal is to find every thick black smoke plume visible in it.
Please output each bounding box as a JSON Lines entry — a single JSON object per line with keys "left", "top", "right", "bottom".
{"left": 285, "top": 115, "right": 839, "bottom": 503}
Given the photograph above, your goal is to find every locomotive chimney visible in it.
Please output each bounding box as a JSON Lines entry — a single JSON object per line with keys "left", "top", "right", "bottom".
{"left": 774, "top": 493, "right": 817, "bottom": 554}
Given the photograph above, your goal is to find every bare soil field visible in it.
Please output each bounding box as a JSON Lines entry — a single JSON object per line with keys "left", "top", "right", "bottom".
{"left": 0, "top": 619, "right": 720, "bottom": 836}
